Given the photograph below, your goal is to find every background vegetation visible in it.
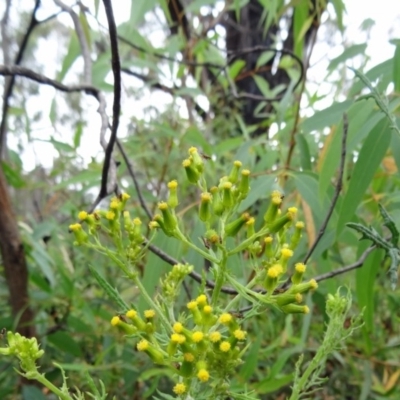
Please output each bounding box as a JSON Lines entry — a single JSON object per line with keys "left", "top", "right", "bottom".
{"left": 1, "top": 0, "right": 400, "bottom": 398}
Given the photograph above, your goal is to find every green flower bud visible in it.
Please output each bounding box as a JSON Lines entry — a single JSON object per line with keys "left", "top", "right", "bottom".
{"left": 69, "top": 223, "right": 88, "bottom": 245}
{"left": 290, "top": 221, "right": 304, "bottom": 250}
{"left": 225, "top": 213, "right": 250, "bottom": 237}
{"left": 280, "top": 304, "right": 310, "bottom": 314}
{"left": 188, "top": 147, "right": 204, "bottom": 173}
{"left": 126, "top": 310, "right": 146, "bottom": 331}
{"left": 182, "top": 158, "right": 200, "bottom": 184}
{"left": 210, "top": 186, "right": 224, "bottom": 216}
{"left": 268, "top": 207, "right": 297, "bottom": 233}
{"left": 199, "top": 192, "right": 212, "bottom": 222}
{"left": 246, "top": 217, "right": 255, "bottom": 238}
{"left": 228, "top": 160, "right": 242, "bottom": 184}
{"left": 167, "top": 180, "right": 179, "bottom": 209}
{"left": 264, "top": 193, "right": 282, "bottom": 224}
{"left": 221, "top": 181, "right": 234, "bottom": 209}
{"left": 137, "top": 339, "right": 164, "bottom": 364}
{"left": 158, "top": 202, "right": 177, "bottom": 232}
{"left": 291, "top": 263, "right": 306, "bottom": 285}
{"left": 264, "top": 264, "right": 282, "bottom": 292}
{"left": 288, "top": 279, "right": 318, "bottom": 294}
{"left": 264, "top": 236, "right": 274, "bottom": 258}
{"left": 275, "top": 292, "right": 303, "bottom": 307}
{"left": 238, "top": 169, "right": 251, "bottom": 197}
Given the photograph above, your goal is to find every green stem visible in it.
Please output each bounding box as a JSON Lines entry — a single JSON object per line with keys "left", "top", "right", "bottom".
{"left": 211, "top": 250, "right": 228, "bottom": 306}
{"left": 29, "top": 371, "right": 73, "bottom": 400}
{"left": 227, "top": 226, "right": 269, "bottom": 256}
{"left": 128, "top": 272, "right": 172, "bottom": 333}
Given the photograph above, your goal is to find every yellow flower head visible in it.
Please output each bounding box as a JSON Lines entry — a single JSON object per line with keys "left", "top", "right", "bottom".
{"left": 203, "top": 305, "right": 212, "bottom": 314}
{"left": 144, "top": 309, "right": 155, "bottom": 319}
{"left": 295, "top": 263, "right": 306, "bottom": 273}
{"left": 182, "top": 159, "right": 191, "bottom": 167}
{"left": 171, "top": 333, "right": 186, "bottom": 344}
{"left": 201, "top": 192, "right": 211, "bottom": 202}
{"left": 242, "top": 169, "right": 250, "bottom": 176}
{"left": 187, "top": 300, "right": 198, "bottom": 310}
{"left": 137, "top": 339, "right": 149, "bottom": 351}
{"left": 192, "top": 331, "right": 204, "bottom": 343}
{"left": 288, "top": 207, "right": 298, "bottom": 215}
{"left": 133, "top": 218, "right": 142, "bottom": 226}
{"left": 281, "top": 248, "right": 293, "bottom": 259}
{"left": 222, "top": 181, "right": 233, "bottom": 190}
{"left": 78, "top": 211, "right": 88, "bottom": 221}
{"left": 209, "top": 331, "right": 222, "bottom": 342}
{"left": 196, "top": 294, "right": 207, "bottom": 305}
{"left": 121, "top": 192, "right": 130, "bottom": 201}
{"left": 197, "top": 368, "right": 210, "bottom": 382}
{"left": 309, "top": 279, "right": 318, "bottom": 290}
{"left": 149, "top": 221, "right": 159, "bottom": 229}
{"left": 188, "top": 146, "right": 198, "bottom": 155}
{"left": 184, "top": 352, "right": 195, "bottom": 362}
{"left": 111, "top": 316, "right": 120, "bottom": 326}
{"left": 173, "top": 322, "right": 183, "bottom": 333}
{"left": 264, "top": 236, "right": 273, "bottom": 244}
{"left": 173, "top": 383, "right": 187, "bottom": 395}
{"left": 272, "top": 195, "right": 282, "bottom": 205}
{"left": 110, "top": 200, "right": 120, "bottom": 210}
{"left": 69, "top": 223, "right": 82, "bottom": 232}
{"left": 234, "top": 329, "right": 247, "bottom": 340}
{"left": 246, "top": 217, "right": 255, "bottom": 226}
{"left": 296, "top": 221, "right": 305, "bottom": 229}
{"left": 234, "top": 160, "right": 242, "bottom": 167}
{"left": 158, "top": 201, "right": 168, "bottom": 211}
{"left": 219, "top": 341, "right": 231, "bottom": 352}
{"left": 126, "top": 309, "right": 137, "bottom": 318}
{"left": 303, "top": 306, "right": 310, "bottom": 314}
{"left": 106, "top": 211, "right": 115, "bottom": 220}
{"left": 219, "top": 313, "right": 233, "bottom": 324}
{"left": 168, "top": 180, "right": 178, "bottom": 189}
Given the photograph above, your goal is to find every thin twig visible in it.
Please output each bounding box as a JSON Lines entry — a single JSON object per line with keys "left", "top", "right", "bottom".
{"left": 116, "top": 139, "right": 153, "bottom": 220}
{"left": 313, "top": 246, "right": 376, "bottom": 283}
{"left": 303, "top": 113, "right": 349, "bottom": 264}
{"left": 100, "top": 0, "right": 121, "bottom": 199}
{"left": 284, "top": 26, "right": 319, "bottom": 170}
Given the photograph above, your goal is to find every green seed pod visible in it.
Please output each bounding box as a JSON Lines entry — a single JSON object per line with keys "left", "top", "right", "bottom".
{"left": 158, "top": 202, "right": 177, "bottom": 231}
{"left": 182, "top": 158, "right": 200, "bottom": 184}
{"left": 221, "top": 181, "right": 234, "bottom": 209}
{"left": 238, "top": 169, "right": 251, "bottom": 197}
{"left": 167, "top": 180, "right": 179, "bottom": 209}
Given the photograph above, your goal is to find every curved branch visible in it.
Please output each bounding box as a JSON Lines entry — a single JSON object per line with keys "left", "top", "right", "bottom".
{"left": 99, "top": 0, "right": 121, "bottom": 199}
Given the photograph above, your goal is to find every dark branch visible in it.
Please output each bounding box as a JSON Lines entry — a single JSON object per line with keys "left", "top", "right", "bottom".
{"left": 303, "top": 113, "right": 349, "bottom": 264}
{"left": 100, "top": 0, "right": 121, "bottom": 198}
{"left": 116, "top": 139, "right": 153, "bottom": 220}
{"left": 313, "top": 246, "right": 376, "bottom": 283}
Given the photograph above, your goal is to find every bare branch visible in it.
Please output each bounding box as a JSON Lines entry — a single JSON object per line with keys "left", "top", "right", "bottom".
{"left": 313, "top": 246, "right": 376, "bottom": 283}
{"left": 100, "top": 0, "right": 121, "bottom": 199}
{"left": 116, "top": 139, "right": 153, "bottom": 220}
{"left": 303, "top": 113, "right": 349, "bottom": 264}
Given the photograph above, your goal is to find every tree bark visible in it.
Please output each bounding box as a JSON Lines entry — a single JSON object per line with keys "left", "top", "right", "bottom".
{"left": 0, "top": 166, "right": 36, "bottom": 338}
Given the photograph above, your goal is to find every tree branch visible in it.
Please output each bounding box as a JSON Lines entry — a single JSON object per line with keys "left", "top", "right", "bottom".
{"left": 303, "top": 113, "right": 349, "bottom": 263}
{"left": 100, "top": 0, "right": 121, "bottom": 199}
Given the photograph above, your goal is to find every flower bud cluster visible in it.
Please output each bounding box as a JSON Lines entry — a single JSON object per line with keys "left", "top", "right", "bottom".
{"left": 0, "top": 331, "right": 44, "bottom": 374}
{"left": 111, "top": 294, "right": 247, "bottom": 396}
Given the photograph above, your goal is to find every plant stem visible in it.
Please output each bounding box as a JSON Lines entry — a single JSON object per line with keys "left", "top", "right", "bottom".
{"left": 30, "top": 371, "right": 73, "bottom": 400}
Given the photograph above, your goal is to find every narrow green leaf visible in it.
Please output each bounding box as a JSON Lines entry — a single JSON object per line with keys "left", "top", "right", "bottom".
{"left": 89, "top": 265, "right": 129, "bottom": 311}
{"left": 328, "top": 44, "right": 367, "bottom": 71}
{"left": 355, "top": 248, "right": 384, "bottom": 355}
{"left": 336, "top": 119, "right": 391, "bottom": 234}
{"left": 58, "top": 31, "right": 80, "bottom": 81}
{"left": 296, "top": 133, "right": 312, "bottom": 170}
{"left": 393, "top": 45, "right": 400, "bottom": 92}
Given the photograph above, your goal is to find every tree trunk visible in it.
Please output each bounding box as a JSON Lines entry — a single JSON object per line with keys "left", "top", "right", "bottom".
{"left": 0, "top": 166, "right": 36, "bottom": 338}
